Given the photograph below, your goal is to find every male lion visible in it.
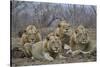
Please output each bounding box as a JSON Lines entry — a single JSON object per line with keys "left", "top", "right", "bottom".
{"left": 54, "top": 20, "right": 72, "bottom": 52}
{"left": 20, "top": 25, "right": 42, "bottom": 46}
{"left": 70, "top": 25, "right": 95, "bottom": 56}
{"left": 19, "top": 25, "right": 42, "bottom": 57}
{"left": 70, "top": 25, "right": 90, "bottom": 51}
{"left": 30, "top": 35, "right": 62, "bottom": 61}
{"left": 47, "top": 32, "right": 72, "bottom": 56}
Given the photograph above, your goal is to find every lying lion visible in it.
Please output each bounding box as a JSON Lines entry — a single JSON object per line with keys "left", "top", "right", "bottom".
{"left": 70, "top": 25, "right": 95, "bottom": 56}
{"left": 24, "top": 35, "right": 63, "bottom": 61}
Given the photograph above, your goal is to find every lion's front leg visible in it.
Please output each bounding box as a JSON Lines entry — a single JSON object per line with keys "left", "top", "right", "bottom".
{"left": 23, "top": 43, "right": 32, "bottom": 57}
{"left": 57, "top": 53, "right": 66, "bottom": 59}
{"left": 43, "top": 52, "right": 54, "bottom": 61}
{"left": 72, "top": 50, "right": 81, "bottom": 56}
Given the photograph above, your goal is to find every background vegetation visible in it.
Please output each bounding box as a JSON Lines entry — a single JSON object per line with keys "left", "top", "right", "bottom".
{"left": 11, "top": 1, "right": 96, "bottom": 37}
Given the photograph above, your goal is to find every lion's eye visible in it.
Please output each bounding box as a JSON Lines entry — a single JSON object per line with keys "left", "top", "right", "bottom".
{"left": 66, "top": 28, "right": 68, "bottom": 30}
{"left": 31, "top": 39, "right": 34, "bottom": 41}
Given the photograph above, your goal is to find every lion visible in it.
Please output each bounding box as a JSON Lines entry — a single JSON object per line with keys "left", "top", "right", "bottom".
{"left": 30, "top": 35, "right": 63, "bottom": 61}
{"left": 70, "top": 25, "right": 90, "bottom": 51}
{"left": 54, "top": 20, "right": 72, "bottom": 51}
{"left": 70, "top": 25, "right": 95, "bottom": 56}
{"left": 47, "top": 32, "right": 72, "bottom": 57}
{"left": 20, "top": 25, "right": 42, "bottom": 46}
{"left": 25, "top": 25, "right": 42, "bottom": 43}
{"left": 19, "top": 25, "right": 42, "bottom": 57}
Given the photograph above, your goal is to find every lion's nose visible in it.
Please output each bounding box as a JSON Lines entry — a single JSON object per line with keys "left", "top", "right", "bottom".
{"left": 66, "top": 29, "right": 68, "bottom": 30}
{"left": 83, "top": 38, "right": 85, "bottom": 40}
{"left": 83, "top": 39, "right": 85, "bottom": 40}
{"left": 31, "top": 39, "right": 34, "bottom": 41}
{"left": 55, "top": 47, "right": 58, "bottom": 50}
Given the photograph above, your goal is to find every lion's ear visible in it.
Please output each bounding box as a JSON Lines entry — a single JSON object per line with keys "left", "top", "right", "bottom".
{"left": 23, "top": 30, "right": 26, "bottom": 33}
{"left": 58, "top": 23, "right": 61, "bottom": 28}
{"left": 18, "top": 30, "right": 26, "bottom": 38}
{"left": 46, "top": 36, "right": 50, "bottom": 41}
{"left": 75, "top": 29, "right": 79, "bottom": 34}
{"left": 56, "top": 34, "right": 60, "bottom": 37}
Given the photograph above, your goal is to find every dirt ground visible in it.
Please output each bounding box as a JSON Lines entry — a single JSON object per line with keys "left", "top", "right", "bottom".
{"left": 11, "top": 28, "right": 96, "bottom": 67}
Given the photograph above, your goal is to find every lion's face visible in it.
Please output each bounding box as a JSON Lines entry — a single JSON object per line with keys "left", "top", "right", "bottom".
{"left": 46, "top": 36, "right": 62, "bottom": 53}
{"left": 75, "top": 25, "right": 89, "bottom": 44}
{"left": 26, "top": 25, "right": 40, "bottom": 43}
{"left": 26, "top": 32, "right": 39, "bottom": 43}
{"left": 58, "top": 21, "right": 71, "bottom": 36}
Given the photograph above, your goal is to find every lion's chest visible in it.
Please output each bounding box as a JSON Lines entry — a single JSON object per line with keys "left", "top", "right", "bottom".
{"left": 78, "top": 42, "right": 90, "bottom": 51}
{"left": 61, "top": 34, "right": 70, "bottom": 45}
